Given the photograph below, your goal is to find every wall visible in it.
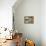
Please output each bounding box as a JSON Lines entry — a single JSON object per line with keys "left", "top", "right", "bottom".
{"left": 0, "top": 0, "right": 16, "bottom": 30}
{"left": 13, "top": 0, "right": 41, "bottom": 46}
{"left": 0, "top": 0, "right": 46, "bottom": 46}
{"left": 41, "top": 0, "right": 46, "bottom": 46}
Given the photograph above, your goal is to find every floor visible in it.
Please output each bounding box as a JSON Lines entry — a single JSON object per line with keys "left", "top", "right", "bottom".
{"left": 0, "top": 39, "right": 16, "bottom": 46}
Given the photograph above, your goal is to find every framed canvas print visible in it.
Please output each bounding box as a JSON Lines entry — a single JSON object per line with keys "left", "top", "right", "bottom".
{"left": 24, "top": 16, "right": 34, "bottom": 24}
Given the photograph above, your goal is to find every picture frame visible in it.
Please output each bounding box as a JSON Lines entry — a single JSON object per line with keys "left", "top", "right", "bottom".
{"left": 24, "top": 16, "right": 34, "bottom": 24}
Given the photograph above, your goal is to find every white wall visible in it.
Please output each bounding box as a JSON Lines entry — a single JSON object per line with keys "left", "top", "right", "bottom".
{"left": 13, "top": 0, "right": 41, "bottom": 46}
{"left": 0, "top": 0, "right": 46, "bottom": 46}
{"left": 13, "top": 0, "right": 46, "bottom": 46}
{"left": 41, "top": 0, "right": 46, "bottom": 46}
{"left": 0, "top": 0, "right": 16, "bottom": 30}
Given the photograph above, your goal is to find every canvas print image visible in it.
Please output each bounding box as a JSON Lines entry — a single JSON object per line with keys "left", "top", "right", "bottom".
{"left": 24, "top": 16, "right": 34, "bottom": 24}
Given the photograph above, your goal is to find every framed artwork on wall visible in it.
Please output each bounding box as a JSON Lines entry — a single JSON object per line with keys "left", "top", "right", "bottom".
{"left": 24, "top": 16, "right": 34, "bottom": 24}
